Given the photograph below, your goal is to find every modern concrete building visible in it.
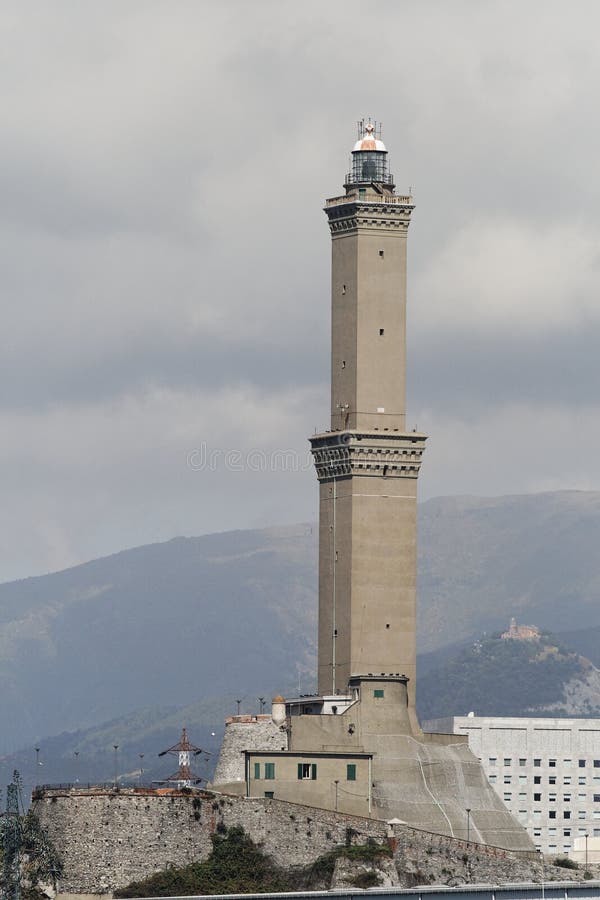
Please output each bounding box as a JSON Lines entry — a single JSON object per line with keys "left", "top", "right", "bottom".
{"left": 212, "top": 122, "right": 533, "bottom": 852}
{"left": 424, "top": 715, "right": 600, "bottom": 859}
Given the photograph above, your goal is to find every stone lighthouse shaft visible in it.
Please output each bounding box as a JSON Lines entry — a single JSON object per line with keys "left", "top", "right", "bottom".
{"left": 310, "top": 121, "right": 426, "bottom": 721}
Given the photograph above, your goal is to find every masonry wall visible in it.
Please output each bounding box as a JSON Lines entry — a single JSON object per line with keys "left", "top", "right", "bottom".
{"left": 212, "top": 716, "right": 288, "bottom": 789}
{"left": 33, "top": 786, "right": 546, "bottom": 897}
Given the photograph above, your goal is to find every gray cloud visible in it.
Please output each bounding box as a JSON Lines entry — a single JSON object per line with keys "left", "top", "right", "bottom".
{"left": 2, "top": 0, "right": 600, "bottom": 581}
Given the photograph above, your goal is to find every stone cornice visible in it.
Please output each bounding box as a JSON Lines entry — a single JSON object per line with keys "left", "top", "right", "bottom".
{"left": 310, "top": 430, "right": 427, "bottom": 482}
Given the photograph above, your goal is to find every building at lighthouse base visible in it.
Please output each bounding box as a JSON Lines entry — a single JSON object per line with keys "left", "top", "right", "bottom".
{"left": 211, "top": 683, "right": 535, "bottom": 852}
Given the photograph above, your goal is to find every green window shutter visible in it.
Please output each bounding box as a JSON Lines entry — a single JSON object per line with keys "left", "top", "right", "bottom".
{"left": 265, "top": 763, "right": 275, "bottom": 780}
{"left": 374, "top": 689, "right": 384, "bottom": 698}
{"left": 297, "top": 763, "right": 303, "bottom": 780}
{"left": 347, "top": 764, "right": 356, "bottom": 781}
{"left": 311, "top": 763, "right": 317, "bottom": 780}
{"left": 254, "top": 762, "right": 260, "bottom": 780}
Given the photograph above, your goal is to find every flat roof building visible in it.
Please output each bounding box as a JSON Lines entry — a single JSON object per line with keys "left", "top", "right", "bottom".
{"left": 424, "top": 715, "right": 600, "bottom": 858}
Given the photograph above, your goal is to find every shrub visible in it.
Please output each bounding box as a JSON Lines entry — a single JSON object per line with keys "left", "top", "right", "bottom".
{"left": 554, "top": 857, "right": 578, "bottom": 870}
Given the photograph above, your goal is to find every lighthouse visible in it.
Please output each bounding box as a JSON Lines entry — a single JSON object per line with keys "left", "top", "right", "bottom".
{"left": 311, "top": 120, "right": 426, "bottom": 723}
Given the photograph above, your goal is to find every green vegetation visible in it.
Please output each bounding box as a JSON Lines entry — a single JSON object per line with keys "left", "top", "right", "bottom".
{"left": 418, "top": 634, "right": 583, "bottom": 720}
{"left": 0, "top": 808, "right": 63, "bottom": 900}
{"left": 351, "top": 871, "right": 383, "bottom": 888}
{"left": 115, "top": 826, "right": 393, "bottom": 897}
{"left": 553, "top": 856, "right": 579, "bottom": 870}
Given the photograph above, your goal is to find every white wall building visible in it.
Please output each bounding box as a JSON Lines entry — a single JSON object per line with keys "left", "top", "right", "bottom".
{"left": 424, "top": 715, "right": 600, "bottom": 859}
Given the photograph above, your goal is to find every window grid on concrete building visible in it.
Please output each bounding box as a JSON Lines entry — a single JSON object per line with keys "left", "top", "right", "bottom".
{"left": 424, "top": 714, "right": 600, "bottom": 858}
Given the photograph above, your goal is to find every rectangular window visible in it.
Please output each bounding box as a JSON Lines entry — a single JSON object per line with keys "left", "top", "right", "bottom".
{"left": 519, "top": 775, "right": 527, "bottom": 784}
{"left": 533, "top": 810, "right": 542, "bottom": 821}
{"left": 594, "top": 760, "right": 600, "bottom": 768}
{"left": 564, "top": 794, "right": 571, "bottom": 803}
{"left": 594, "top": 811, "right": 600, "bottom": 820}
{"left": 489, "top": 774, "right": 497, "bottom": 783}
{"left": 549, "top": 793, "right": 557, "bottom": 802}
{"left": 564, "top": 811, "right": 571, "bottom": 819}
{"left": 264, "top": 791, "right": 274, "bottom": 799}
{"left": 264, "top": 763, "right": 275, "bottom": 780}
{"left": 254, "top": 762, "right": 260, "bottom": 780}
{"left": 347, "top": 764, "right": 356, "bottom": 781}
{"left": 548, "top": 827, "right": 557, "bottom": 836}
{"left": 579, "top": 759, "right": 586, "bottom": 767}
{"left": 549, "top": 776, "right": 556, "bottom": 785}
{"left": 503, "top": 792, "right": 512, "bottom": 801}
{"left": 564, "top": 759, "right": 572, "bottom": 767}
{"left": 594, "top": 794, "right": 600, "bottom": 803}
{"left": 534, "top": 776, "right": 541, "bottom": 784}
{"left": 519, "top": 758, "right": 527, "bottom": 766}
{"left": 595, "top": 829, "right": 600, "bottom": 837}
{"left": 504, "top": 775, "right": 512, "bottom": 784}
{"left": 297, "top": 762, "right": 318, "bottom": 780}
{"left": 534, "top": 758, "right": 541, "bottom": 767}
{"left": 534, "top": 793, "right": 541, "bottom": 801}
{"left": 564, "top": 776, "right": 572, "bottom": 785}
{"left": 489, "top": 757, "right": 497, "bottom": 766}
{"left": 549, "top": 811, "right": 556, "bottom": 819}
{"left": 534, "top": 828, "right": 542, "bottom": 837}
{"left": 504, "top": 758, "right": 512, "bottom": 766}
{"left": 549, "top": 759, "right": 557, "bottom": 768}
{"left": 579, "top": 776, "right": 587, "bottom": 785}
{"left": 374, "top": 689, "right": 384, "bottom": 698}
{"left": 564, "top": 829, "right": 571, "bottom": 837}
{"left": 579, "top": 811, "right": 586, "bottom": 820}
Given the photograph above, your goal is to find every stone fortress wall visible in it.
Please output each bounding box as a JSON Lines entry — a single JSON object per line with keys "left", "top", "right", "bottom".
{"left": 33, "top": 786, "right": 551, "bottom": 897}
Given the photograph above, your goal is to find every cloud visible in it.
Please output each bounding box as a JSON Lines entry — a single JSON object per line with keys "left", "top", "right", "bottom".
{"left": 2, "top": 0, "right": 600, "bottom": 581}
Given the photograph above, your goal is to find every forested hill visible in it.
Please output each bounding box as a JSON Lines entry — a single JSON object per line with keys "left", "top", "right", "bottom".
{"left": 417, "top": 631, "right": 600, "bottom": 721}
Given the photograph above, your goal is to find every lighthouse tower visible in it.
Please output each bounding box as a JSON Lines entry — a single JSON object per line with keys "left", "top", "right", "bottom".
{"left": 311, "top": 120, "right": 426, "bottom": 720}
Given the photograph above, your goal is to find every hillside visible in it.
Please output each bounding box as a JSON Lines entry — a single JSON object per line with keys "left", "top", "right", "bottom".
{"left": 417, "top": 631, "right": 600, "bottom": 720}
{"left": 2, "top": 490, "right": 600, "bottom": 755}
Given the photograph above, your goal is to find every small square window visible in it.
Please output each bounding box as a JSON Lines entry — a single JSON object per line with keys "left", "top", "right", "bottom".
{"left": 504, "top": 775, "right": 512, "bottom": 784}
{"left": 378, "top": 249, "right": 384, "bottom": 258}
{"left": 579, "top": 759, "right": 586, "bottom": 768}
{"left": 579, "top": 776, "right": 586, "bottom": 785}
{"left": 549, "top": 810, "right": 557, "bottom": 819}
{"left": 534, "top": 758, "right": 541, "bottom": 767}
{"left": 534, "top": 776, "right": 541, "bottom": 784}
{"left": 534, "top": 828, "right": 541, "bottom": 837}
{"left": 564, "top": 829, "right": 571, "bottom": 837}
{"left": 564, "top": 794, "right": 572, "bottom": 803}
{"left": 594, "top": 828, "right": 600, "bottom": 837}
{"left": 374, "top": 689, "right": 384, "bottom": 698}
{"left": 594, "top": 794, "right": 600, "bottom": 803}
{"left": 379, "top": 328, "right": 385, "bottom": 336}
{"left": 549, "top": 776, "right": 556, "bottom": 785}
{"left": 548, "top": 827, "right": 557, "bottom": 836}
{"left": 594, "top": 760, "right": 600, "bottom": 768}
{"left": 564, "top": 811, "right": 571, "bottom": 820}
{"left": 504, "top": 758, "right": 512, "bottom": 766}
{"left": 489, "top": 774, "right": 497, "bottom": 783}
{"left": 519, "top": 758, "right": 527, "bottom": 766}
{"left": 534, "top": 793, "right": 541, "bottom": 801}
{"left": 549, "top": 759, "right": 557, "bottom": 768}
{"left": 519, "top": 775, "right": 527, "bottom": 784}
{"left": 264, "top": 791, "right": 274, "bottom": 799}
{"left": 503, "top": 792, "right": 511, "bottom": 801}
{"left": 564, "top": 776, "right": 572, "bottom": 785}
{"left": 489, "top": 757, "right": 497, "bottom": 766}
{"left": 579, "top": 811, "right": 586, "bottom": 820}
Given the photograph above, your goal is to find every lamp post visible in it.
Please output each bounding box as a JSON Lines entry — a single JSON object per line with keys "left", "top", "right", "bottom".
{"left": 236, "top": 699, "right": 241, "bottom": 716}
{"left": 113, "top": 744, "right": 119, "bottom": 789}
{"left": 585, "top": 831, "right": 589, "bottom": 868}
{"left": 258, "top": 697, "right": 265, "bottom": 714}
{"left": 466, "top": 807, "right": 471, "bottom": 843}
{"left": 334, "top": 780, "right": 339, "bottom": 812}
{"left": 139, "top": 753, "right": 144, "bottom": 785}
{"left": 35, "top": 747, "right": 40, "bottom": 779}
{"left": 74, "top": 751, "right": 79, "bottom": 784}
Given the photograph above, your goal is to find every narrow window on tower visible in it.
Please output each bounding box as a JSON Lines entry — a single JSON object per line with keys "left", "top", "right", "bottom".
{"left": 254, "top": 762, "right": 260, "bottom": 780}
{"left": 379, "top": 249, "right": 384, "bottom": 257}
{"left": 342, "top": 284, "right": 346, "bottom": 295}
{"left": 347, "top": 764, "right": 356, "bottom": 781}
{"left": 342, "top": 360, "right": 346, "bottom": 369}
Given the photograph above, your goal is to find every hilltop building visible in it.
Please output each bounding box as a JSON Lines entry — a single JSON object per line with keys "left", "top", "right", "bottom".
{"left": 424, "top": 714, "right": 600, "bottom": 860}
{"left": 502, "top": 618, "right": 540, "bottom": 641}
{"left": 212, "top": 122, "right": 532, "bottom": 851}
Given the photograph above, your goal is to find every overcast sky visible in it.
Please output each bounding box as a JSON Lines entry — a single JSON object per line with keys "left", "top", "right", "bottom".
{"left": 3, "top": 0, "right": 600, "bottom": 583}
